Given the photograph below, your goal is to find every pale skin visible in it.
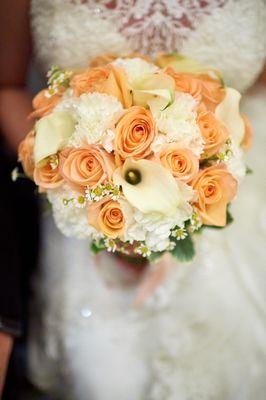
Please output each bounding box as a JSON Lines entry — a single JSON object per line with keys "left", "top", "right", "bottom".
{"left": 0, "top": 0, "right": 266, "bottom": 395}
{"left": 0, "top": 0, "right": 32, "bottom": 394}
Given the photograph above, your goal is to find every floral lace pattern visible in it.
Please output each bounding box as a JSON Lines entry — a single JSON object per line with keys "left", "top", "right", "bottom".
{"left": 72, "top": 0, "right": 227, "bottom": 54}
{"left": 31, "top": 0, "right": 266, "bottom": 91}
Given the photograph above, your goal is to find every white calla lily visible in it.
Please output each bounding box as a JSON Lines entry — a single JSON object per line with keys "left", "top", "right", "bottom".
{"left": 132, "top": 73, "right": 175, "bottom": 109}
{"left": 215, "top": 88, "right": 245, "bottom": 145}
{"left": 113, "top": 159, "right": 181, "bottom": 216}
{"left": 157, "top": 53, "right": 223, "bottom": 82}
{"left": 34, "top": 111, "right": 76, "bottom": 164}
{"left": 133, "top": 88, "right": 173, "bottom": 109}
{"left": 112, "top": 58, "right": 159, "bottom": 83}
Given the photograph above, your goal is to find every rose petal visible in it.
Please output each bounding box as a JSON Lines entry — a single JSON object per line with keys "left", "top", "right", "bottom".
{"left": 99, "top": 65, "right": 132, "bottom": 108}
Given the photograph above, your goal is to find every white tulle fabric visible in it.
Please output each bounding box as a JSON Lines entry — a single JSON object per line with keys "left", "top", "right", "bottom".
{"left": 29, "top": 1, "right": 266, "bottom": 399}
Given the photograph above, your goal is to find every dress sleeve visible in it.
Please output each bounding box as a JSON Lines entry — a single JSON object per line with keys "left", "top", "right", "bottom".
{"left": 0, "top": 141, "right": 39, "bottom": 337}
{"left": 0, "top": 146, "right": 23, "bottom": 337}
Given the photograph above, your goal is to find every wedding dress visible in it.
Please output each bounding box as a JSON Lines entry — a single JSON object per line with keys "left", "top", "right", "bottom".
{"left": 29, "top": 1, "right": 266, "bottom": 399}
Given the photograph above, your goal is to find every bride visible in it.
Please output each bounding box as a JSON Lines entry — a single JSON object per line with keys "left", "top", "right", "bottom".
{"left": 4, "top": 1, "right": 266, "bottom": 399}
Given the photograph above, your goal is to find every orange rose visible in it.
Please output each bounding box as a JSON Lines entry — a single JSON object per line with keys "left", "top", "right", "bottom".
{"left": 196, "top": 101, "right": 208, "bottom": 114}
{"left": 88, "top": 198, "right": 125, "bottom": 239}
{"left": 165, "top": 68, "right": 202, "bottom": 101}
{"left": 18, "top": 130, "right": 35, "bottom": 178}
{"left": 98, "top": 65, "right": 132, "bottom": 108}
{"left": 70, "top": 67, "right": 110, "bottom": 96}
{"left": 158, "top": 144, "right": 199, "bottom": 182}
{"left": 70, "top": 64, "right": 132, "bottom": 107}
{"left": 61, "top": 146, "right": 115, "bottom": 191}
{"left": 34, "top": 161, "right": 63, "bottom": 192}
{"left": 28, "top": 90, "right": 61, "bottom": 120}
{"left": 89, "top": 54, "right": 118, "bottom": 68}
{"left": 241, "top": 114, "right": 253, "bottom": 151}
{"left": 114, "top": 106, "right": 156, "bottom": 162}
{"left": 155, "top": 53, "right": 179, "bottom": 68}
{"left": 197, "top": 111, "right": 229, "bottom": 158}
{"left": 165, "top": 68, "right": 224, "bottom": 111}
{"left": 199, "top": 74, "right": 225, "bottom": 111}
{"left": 191, "top": 165, "right": 237, "bottom": 226}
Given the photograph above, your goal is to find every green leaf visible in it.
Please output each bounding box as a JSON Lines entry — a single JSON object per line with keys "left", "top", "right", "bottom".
{"left": 120, "top": 254, "right": 148, "bottom": 267}
{"left": 193, "top": 225, "right": 204, "bottom": 235}
{"left": 219, "top": 76, "right": 225, "bottom": 88}
{"left": 170, "top": 235, "right": 195, "bottom": 262}
{"left": 246, "top": 166, "right": 253, "bottom": 175}
{"left": 226, "top": 210, "right": 234, "bottom": 225}
{"left": 148, "top": 251, "right": 164, "bottom": 263}
{"left": 39, "top": 195, "right": 52, "bottom": 216}
{"left": 90, "top": 239, "right": 106, "bottom": 255}
{"left": 169, "top": 51, "right": 181, "bottom": 58}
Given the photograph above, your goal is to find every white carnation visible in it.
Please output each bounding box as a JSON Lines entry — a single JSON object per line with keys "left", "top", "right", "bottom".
{"left": 56, "top": 92, "right": 122, "bottom": 146}
{"left": 54, "top": 88, "right": 79, "bottom": 113}
{"left": 47, "top": 185, "right": 96, "bottom": 239}
{"left": 112, "top": 58, "right": 159, "bottom": 84}
{"left": 121, "top": 183, "right": 194, "bottom": 252}
{"left": 134, "top": 211, "right": 174, "bottom": 252}
{"left": 150, "top": 92, "right": 204, "bottom": 157}
{"left": 150, "top": 134, "right": 167, "bottom": 154}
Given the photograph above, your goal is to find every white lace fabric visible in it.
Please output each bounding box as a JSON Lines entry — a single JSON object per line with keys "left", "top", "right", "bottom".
{"left": 29, "top": 1, "right": 266, "bottom": 399}
{"left": 31, "top": 0, "right": 266, "bottom": 91}
{"left": 70, "top": 0, "right": 227, "bottom": 55}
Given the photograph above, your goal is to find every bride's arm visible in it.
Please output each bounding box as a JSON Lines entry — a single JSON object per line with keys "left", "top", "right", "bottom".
{"left": 0, "top": 0, "right": 32, "bottom": 152}
{"left": 0, "top": 333, "right": 12, "bottom": 394}
{"left": 0, "top": 0, "right": 31, "bottom": 393}
{"left": 259, "top": 65, "right": 266, "bottom": 85}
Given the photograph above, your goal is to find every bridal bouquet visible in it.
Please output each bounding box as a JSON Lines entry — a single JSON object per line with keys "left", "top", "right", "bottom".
{"left": 18, "top": 54, "right": 252, "bottom": 262}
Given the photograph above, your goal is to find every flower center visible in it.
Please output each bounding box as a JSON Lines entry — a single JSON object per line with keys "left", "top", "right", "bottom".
{"left": 125, "top": 169, "right": 142, "bottom": 185}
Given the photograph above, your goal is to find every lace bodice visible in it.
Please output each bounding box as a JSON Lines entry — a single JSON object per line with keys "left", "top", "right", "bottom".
{"left": 31, "top": 0, "right": 266, "bottom": 92}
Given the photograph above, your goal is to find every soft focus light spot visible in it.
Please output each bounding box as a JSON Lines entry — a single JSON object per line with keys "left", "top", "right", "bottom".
{"left": 80, "top": 308, "right": 92, "bottom": 318}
